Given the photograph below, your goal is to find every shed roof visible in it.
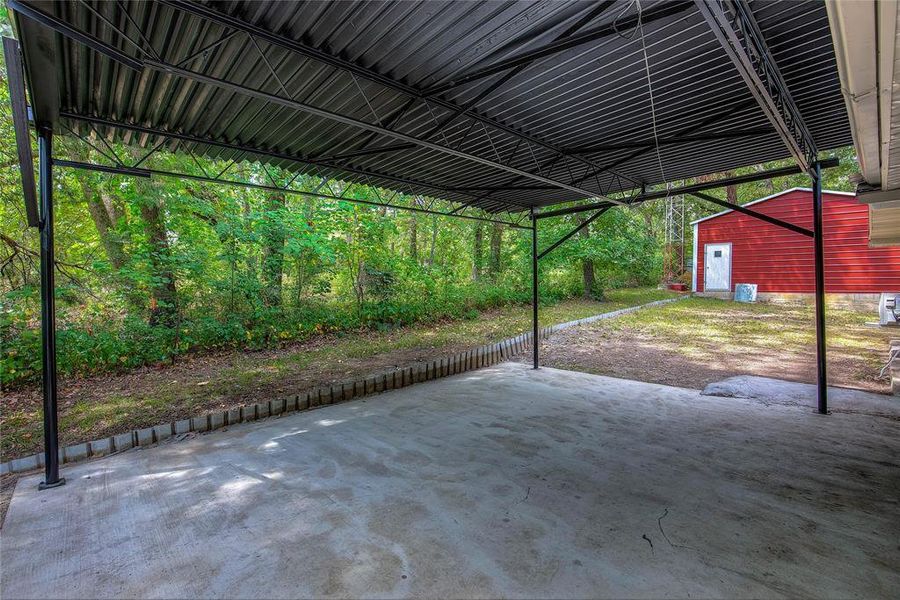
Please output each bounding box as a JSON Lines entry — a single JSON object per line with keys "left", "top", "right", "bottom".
{"left": 11, "top": 0, "right": 852, "bottom": 213}
{"left": 690, "top": 187, "right": 856, "bottom": 225}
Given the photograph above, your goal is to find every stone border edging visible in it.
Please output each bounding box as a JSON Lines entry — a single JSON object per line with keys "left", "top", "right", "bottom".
{"left": 545, "top": 296, "right": 682, "bottom": 333}
{"left": 0, "top": 295, "right": 685, "bottom": 474}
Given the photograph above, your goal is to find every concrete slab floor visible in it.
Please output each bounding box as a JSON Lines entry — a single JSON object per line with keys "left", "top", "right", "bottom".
{"left": 1, "top": 363, "right": 898, "bottom": 599}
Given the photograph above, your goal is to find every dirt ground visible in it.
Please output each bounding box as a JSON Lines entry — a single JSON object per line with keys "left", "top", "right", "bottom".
{"left": 521, "top": 297, "right": 896, "bottom": 394}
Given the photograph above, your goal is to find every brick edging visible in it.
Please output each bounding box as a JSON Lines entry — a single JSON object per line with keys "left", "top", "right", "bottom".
{"left": 1, "top": 295, "right": 685, "bottom": 474}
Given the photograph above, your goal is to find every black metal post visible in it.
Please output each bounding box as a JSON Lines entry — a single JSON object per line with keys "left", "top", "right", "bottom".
{"left": 812, "top": 161, "right": 828, "bottom": 414}
{"left": 38, "top": 124, "right": 64, "bottom": 489}
{"left": 531, "top": 208, "right": 539, "bottom": 369}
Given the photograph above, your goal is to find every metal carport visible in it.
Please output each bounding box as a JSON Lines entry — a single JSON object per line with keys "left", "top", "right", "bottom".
{"left": 4, "top": 0, "right": 852, "bottom": 490}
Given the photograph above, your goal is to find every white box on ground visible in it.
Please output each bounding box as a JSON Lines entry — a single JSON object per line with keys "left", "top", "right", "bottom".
{"left": 734, "top": 283, "right": 758, "bottom": 302}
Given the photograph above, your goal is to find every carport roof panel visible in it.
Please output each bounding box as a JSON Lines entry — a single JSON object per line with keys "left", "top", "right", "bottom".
{"left": 12, "top": 0, "right": 852, "bottom": 211}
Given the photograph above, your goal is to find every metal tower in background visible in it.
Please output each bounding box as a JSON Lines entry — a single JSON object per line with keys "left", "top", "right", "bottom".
{"left": 663, "top": 182, "right": 686, "bottom": 283}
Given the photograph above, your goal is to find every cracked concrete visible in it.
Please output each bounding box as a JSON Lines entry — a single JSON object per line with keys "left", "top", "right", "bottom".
{"left": 1, "top": 363, "right": 898, "bottom": 598}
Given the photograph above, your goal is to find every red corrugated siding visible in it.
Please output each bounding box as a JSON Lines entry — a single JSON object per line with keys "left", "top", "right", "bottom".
{"left": 695, "top": 190, "right": 900, "bottom": 293}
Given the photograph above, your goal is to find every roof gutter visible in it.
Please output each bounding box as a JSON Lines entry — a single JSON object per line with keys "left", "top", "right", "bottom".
{"left": 825, "top": 0, "right": 881, "bottom": 186}
{"left": 825, "top": 0, "right": 900, "bottom": 188}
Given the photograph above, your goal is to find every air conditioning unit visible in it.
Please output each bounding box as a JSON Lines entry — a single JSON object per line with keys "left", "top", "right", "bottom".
{"left": 879, "top": 293, "right": 900, "bottom": 326}
{"left": 734, "top": 283, "right": 757, "bottom": 303}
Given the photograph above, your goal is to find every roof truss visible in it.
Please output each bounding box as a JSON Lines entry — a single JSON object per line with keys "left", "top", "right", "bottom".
{"left": 694, "top": 0, "right": 818, "bottom": 172}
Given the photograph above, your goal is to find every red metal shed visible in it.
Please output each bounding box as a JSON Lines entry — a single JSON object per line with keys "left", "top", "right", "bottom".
{"left": 691, "top": 188, "right": 900, "bottom": 297}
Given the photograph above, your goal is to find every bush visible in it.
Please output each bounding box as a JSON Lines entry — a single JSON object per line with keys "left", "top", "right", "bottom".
{"left": 0, "top": 279, "right": 549, "bottom": 388}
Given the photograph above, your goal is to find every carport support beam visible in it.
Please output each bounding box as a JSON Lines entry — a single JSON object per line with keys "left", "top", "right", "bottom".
{"left": 532, "top": 208, "right": 539, "bottom": 369}
{"left": 812, "top": 162, "right": 828, "bottom": 414}
{"left": 37, "top": 124, "right": 64, "bottom": 489}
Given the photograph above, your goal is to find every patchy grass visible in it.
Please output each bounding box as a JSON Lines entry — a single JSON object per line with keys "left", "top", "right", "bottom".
{"left": 532, "top": 297, "right": 895, "bottom": 393}
{"left": 1, "top": 287, "right": 679, "bottom": 461}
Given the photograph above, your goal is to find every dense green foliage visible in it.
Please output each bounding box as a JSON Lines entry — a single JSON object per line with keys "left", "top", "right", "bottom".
{"left": 0, "top": 153, "right": 663, "bottom": 387}
{"left": 0, "top": 33, "right": 859, "bottom": 388}
{"left": 0, "top": 125, "right": 669, "bottom": 387}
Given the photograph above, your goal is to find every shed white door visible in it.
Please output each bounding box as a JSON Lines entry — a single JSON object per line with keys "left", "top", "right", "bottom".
{"left": 704, "top": 243, "right": 731, "bottom": 291}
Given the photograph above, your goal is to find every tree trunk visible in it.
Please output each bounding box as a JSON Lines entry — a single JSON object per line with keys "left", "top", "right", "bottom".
{"left": 82, "top": 175, "right": 156, "bottom": 311}
{"left": 726, "top": 183, "right": 738, "bottom": 205}
{"left": 84, "top": 184, "right": 128, "bottom": 271}
{"left": 296, "top": 198, "right": 315, "bottom": 304}
{"left": 76, "top": 146, "right": 129, "bottom": 273}
{"left": 409, "top": 214, "right": 418, "bottom": 263}
{"left": 428, "top": 215, "right": 437, "bottom": 266}
{"left": 578, "top": 214, "right": 598, "bottom": 299}
{"left": 488, "top": 222, "right": 503, "bottom": 280}
{"left": 347, "top": 214, "right": 366, "bottom": 311}
{"left": 242, "top": 195, "right": 258, "bottom": 294}
{"left": 295, "top": 258, "right": 306, "bottom": 305}
{"left": 472, "top": 222, "right": 484, "bottom": 281}
{"left": 725, "top": 171, "right": 738, "bottom": 205}
{"left": 582, "top": 259, "right": 596, "bottom": 298}
{"left": 261, "top": 191, "right": 286, "bottom": 307}
{"left": 136, "top": 181, "right": 178, "bottom": 326}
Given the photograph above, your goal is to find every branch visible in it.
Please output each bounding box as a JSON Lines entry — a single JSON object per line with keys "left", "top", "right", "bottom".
{"left": 0, "top": 233, "right": 92, "bottom": 271}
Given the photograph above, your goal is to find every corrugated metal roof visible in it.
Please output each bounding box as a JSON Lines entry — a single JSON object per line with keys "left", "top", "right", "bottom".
{"left": 11, "top": 0, "right": 852, "bottom": 213}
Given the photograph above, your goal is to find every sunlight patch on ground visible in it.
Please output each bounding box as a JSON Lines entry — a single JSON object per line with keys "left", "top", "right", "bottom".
{"left": 538, "top": 296, "right": 892, "bottom": 394}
